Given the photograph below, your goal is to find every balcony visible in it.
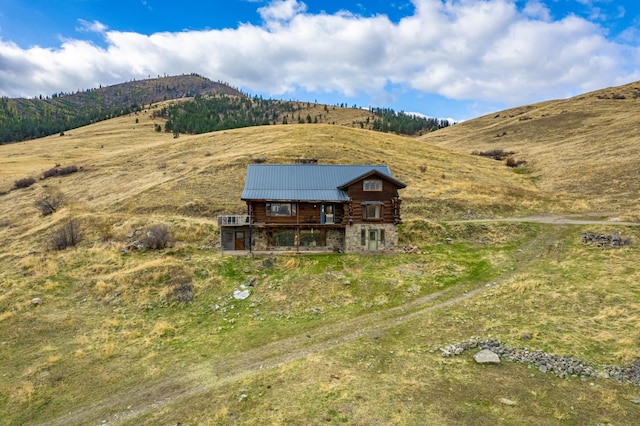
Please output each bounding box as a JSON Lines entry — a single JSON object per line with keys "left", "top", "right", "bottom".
{"left": 218, "top": 215, "right": 250, "bottom": 226}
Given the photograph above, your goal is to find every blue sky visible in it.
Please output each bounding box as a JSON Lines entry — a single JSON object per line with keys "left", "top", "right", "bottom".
{"left": 0, "top": 0, "right": 639, "bottom": 121}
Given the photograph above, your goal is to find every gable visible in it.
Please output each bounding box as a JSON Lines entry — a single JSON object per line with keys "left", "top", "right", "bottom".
{"left": 337, "top": 170, "right": 407, "bottom": 191}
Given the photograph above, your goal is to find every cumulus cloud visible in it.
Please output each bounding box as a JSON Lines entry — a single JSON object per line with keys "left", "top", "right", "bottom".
{"left": 0, "top": 0, "right": 638, "bottom": 109}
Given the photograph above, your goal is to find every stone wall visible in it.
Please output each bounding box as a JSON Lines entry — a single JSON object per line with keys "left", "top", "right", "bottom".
{"left": 251, "top": 229, "right": 269, "bottom": 251}
{"left": 326, "top": 228, "right": 345, "bottom": 252}
{"left": 345, "top": 223, "right": 398, "bottom": 253}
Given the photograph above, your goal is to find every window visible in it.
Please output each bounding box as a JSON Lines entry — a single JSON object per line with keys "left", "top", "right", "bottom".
{"left": 272, "top": 230, "right": 295, "bottom": 246}
{"left": 362, "top": 204, "right": 382, "bottom": 220}
{"left": 300, "top": 229, "right": 325, "bottom": 247}
{"left": 363, "top": 180, "right": 382, "bottom": 191}
{"left": 266, "top": 203, "right": 297, "bottom": 216}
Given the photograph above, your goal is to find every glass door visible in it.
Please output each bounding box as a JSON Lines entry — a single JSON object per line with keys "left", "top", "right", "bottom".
{"left": 368, "top": 229, "right": 378, "bottom": 250}
{"left": 321, "top": 204, "right": 334, "bottom": 224}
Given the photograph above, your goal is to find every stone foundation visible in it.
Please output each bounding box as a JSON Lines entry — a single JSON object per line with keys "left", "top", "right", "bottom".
{"left": 345, "top": 223, "right": 398, "bottom": 253}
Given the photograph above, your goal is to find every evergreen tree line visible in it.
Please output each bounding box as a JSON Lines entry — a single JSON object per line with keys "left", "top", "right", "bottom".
{"left": 157, "top": 96, "right": 450, "bottom": 137}
{"left": 154, "top": 95, "right": 297, "bottom": 134}
{"left": 0, "top": 97, "right": 142, "bottom": 144}
{"left": 369, "top": 107, "right": 450, "bottom": 135}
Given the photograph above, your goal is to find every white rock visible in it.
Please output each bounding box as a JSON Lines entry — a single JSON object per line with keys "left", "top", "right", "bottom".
{"left": 473, "top": 349, "right": 500, "bottom": 364}
{"left": 233, "top": 289, "right": 250, "bottom": 300}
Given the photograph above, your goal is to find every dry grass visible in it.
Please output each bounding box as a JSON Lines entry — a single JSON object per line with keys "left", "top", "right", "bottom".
{"left": 421, "top": 80, "right": 640, "bottom": 219}
{"left": 1, "top": 90, "right": 639, "bottom": 424}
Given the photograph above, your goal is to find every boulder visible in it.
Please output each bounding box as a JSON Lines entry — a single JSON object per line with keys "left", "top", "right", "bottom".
{"left": 474, "top": 349, "right": 500, "bottom": 364}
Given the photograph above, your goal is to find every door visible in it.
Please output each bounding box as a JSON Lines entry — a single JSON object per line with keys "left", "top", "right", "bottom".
{"left": 368, "top": 229, "right": 378, "bottom": 250}
{"left": 321, "top": 204, "right": 334, "bottom": 224}
{"left": 234, "top": 231, "right": 245, "bottom": 250}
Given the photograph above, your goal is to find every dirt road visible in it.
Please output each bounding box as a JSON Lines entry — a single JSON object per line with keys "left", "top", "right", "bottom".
{"left": 456, "top": 214, "right": 640, "bottom": 226}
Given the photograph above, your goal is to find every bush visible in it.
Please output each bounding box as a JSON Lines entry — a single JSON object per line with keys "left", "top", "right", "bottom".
{"left": 142, "top": 224, "right": 174, "bottom": 249}
{"left": 34, "top": 192, "right": 64, "bottom": 216}
{"left": 49, "top": 218, "right": 82, "bottom": 250}
{"left": 471, "top": 148, "right": 515, "bottom": 161}
{"left": 14, "top": 177, "right": 36, "bottom": 189}
{"left": 506, "top": 157, "right": 527, "bottom": 168}
{"left": 41, "top": 165, "right": 79, "bottom": 180}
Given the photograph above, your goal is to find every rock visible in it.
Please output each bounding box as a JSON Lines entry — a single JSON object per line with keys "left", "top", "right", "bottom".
{"left": 539, "top": 365, "right": 547, "bottom": 373}
{"left": 31, "top": 297, "right": 43, "bottom": 306}
{"left": 390, "top": 279, "right": 398, "bottom": 286}
{"left": 521, "top": 332, "right": 532, "bottom": 341}
{"left": 400, "top": 245, "right": 422, "bottom": 254}
{"left": 344, "top": 280, "right": 351, "bottom": 286}
{"left": 474, "top": 349, "right": 500, "bottom": 364}
{"left": 248, "top": 276, "right": 258, "bottom": 287}
{"left": 233, "top": 289, "right": 250, "bottom": 300}
{"left": 262, "top": 257, "right": 274, "bottom": 267}
{"left": 630, "top": 397, "right": 640, "bottom": 404}
{"left": 499, "top": 398, "right": 517, "bottom": 406}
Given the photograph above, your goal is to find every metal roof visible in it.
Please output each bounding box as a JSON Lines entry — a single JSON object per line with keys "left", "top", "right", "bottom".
{"left": 241, "top": 164, "right": 398, "bottom": 201}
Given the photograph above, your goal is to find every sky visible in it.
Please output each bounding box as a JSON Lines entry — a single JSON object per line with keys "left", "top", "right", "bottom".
{"left": 0, "top": 0, "right": 639, "bottom": 121}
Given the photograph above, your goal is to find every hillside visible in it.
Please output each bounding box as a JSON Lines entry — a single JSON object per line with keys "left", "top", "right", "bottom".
{"left": 0, "top": 74, "right": 244, "bottom": 143}
{"left": 420, "top": 80, "right": 640, "bottom": 220}
{"left": 1, "top": 95, "right": 639, "bottom": 425}
{"left": 0, "top": 74, "right": 448, "bottom": 144}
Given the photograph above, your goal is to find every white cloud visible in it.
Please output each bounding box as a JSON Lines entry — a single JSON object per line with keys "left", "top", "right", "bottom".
{"left": 0, "top": 0, "right": 639, "bottom": 110}
{"left": 76, "top": 19, "right": 108, "bottom": 34}
{"left": 258, "top": 0, "right": 307, "bottom": 24}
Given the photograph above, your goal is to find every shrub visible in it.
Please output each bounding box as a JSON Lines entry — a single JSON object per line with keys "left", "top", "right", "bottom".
{"left": 41, "top": 165, "right": 78, "bottom": 180}
{"left": 142, "top": 224, "right": 174, "bottom": 249}
{"left": 14, "top": 177, "right": 36, "bottom": 189}
{"left": 34, "top": 192, "right": 64, "bottom": 216}
{"left": 49, "top": 218, "right": 82, "bottom": 250}
{"left": 471, "top": 148, "right": 515, "bottom": 161}
{"left": 173, "top": 278, "right": 194, "bottom": 302}
{"left": 506, "top": 157, "right": 527, "bottom": 168}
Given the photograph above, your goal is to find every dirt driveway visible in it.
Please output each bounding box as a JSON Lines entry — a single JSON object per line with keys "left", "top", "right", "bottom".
{"left": 455, "top": 214, "right": 640, "bottom": 226}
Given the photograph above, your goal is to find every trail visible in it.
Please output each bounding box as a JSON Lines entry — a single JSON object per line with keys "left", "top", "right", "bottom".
{"left": 455, "top": 214, "right": 640, "bottom": 226}
{"left": 44, "top": 226, "right": 567, "bottom": 426}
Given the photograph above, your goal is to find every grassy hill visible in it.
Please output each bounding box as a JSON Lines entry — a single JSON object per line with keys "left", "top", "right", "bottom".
{"left": 0, "top": 74, "right": 244, "bottom": 143}
{"left": 0, "top": 85, "right": 639, "bottom": 425}
{"left": 420, "top": 80, "right": 640, "bottom": 220}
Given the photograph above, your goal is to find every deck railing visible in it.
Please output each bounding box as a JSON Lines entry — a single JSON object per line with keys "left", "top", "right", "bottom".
{"left": 217, "top": 215, "right": 250, "bottom": 226}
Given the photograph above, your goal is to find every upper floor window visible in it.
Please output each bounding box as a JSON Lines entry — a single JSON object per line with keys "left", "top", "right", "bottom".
{"left": 363, "top": 180, "right": 382, "bottom": 191}
{"left": 362, "top": 203, "right": 382, "bottom": 220}
{"left": 266, "top": 203, "right": 297, "bottom": 216}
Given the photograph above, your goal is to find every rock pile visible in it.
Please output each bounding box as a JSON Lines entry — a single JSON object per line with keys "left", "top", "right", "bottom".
{"left": 400, "top": 245, "right": 422, "bottom": 254}
{"left": 441, "top": 338, "right": 640, "bottom": 386}
{"left": 582, "top": 231, "right": 631, "bottom": 248}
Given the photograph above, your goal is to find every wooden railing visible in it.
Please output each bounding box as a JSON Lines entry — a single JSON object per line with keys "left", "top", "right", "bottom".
{"left": 217, "top": 215, "right": 250, "bottom": 226}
